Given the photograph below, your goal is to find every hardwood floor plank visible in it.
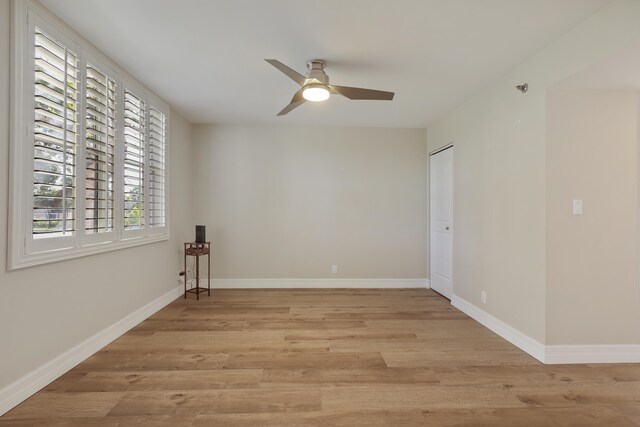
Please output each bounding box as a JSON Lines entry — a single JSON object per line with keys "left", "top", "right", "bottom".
{"left": 1, "top": 392, "right": 125, "bottom": 419}
{"left": 321, "top": 384, "right": 527, "bottom": 411}
{"left": 587, "top": 364, "right": 640, "bottom": 382}
{"left": 329, "top": 336, "right": 517, "bottom": 353}
{"left": 419, "top": 406, "right": 639, "bottom": 427}
{"left": 0, "top": 416, "right": 197, "bottom": 426}
{"left": 41, "top": 372, "right": 88, "bottom": 393}
{"left": 244, "top": 320, "right": 367, "bottom": 330}
{"left": 2, "top": 288, "right": 638, "bottom": 425}
{"left": 107, "top": 388, "right": 321, "bottom": 416}
{"left": 110, "top": 330, "right": 286, "bottom": 346}
{"left": 193, "top": 411, "right": 432, "bottom": 426}
{"left": 131, "top": 319, "right": 251, "bottom": 332}
{"left": 181, "top": 306, "right": 291, "bottom": 315}
{"left": 432, "top": 364, "right": 614, "bottom": 386}
{"left": 224, "top": 352, "right": 387, "bottom": 369}
{"left": 611, "top": 403, "right": 640, "bottom": 424}
{"left": 381, "top": 349, "right": 540, "bottom": 367}
{"left": 68, "top": 369, "right": 264, "bottom": 392}
{"left": 326, "top": 311, "right": 467, "bottom": 320}
{"left": 105, "top": 340, "right": 330, "bottom": 354}
{"left": 72, "top": 351, "right": 229, "bottom": 372}
{"left": 510, "top": 382, "right": 640, "bottom": 407}
{"left": 260, "top": 367, "right": 439, "bottom": 385}
{"left": 284, "top": 330, "right": 417, "bottom": 341}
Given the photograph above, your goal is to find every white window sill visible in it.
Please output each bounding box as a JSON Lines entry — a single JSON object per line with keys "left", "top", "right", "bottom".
{"left": 9, "top": 233, "right": 170, "bottom": 270}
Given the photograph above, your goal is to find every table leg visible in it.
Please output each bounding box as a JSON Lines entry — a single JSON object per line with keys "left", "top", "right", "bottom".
{"left": 196, "top": 253, "right": 200, "bottom": 301}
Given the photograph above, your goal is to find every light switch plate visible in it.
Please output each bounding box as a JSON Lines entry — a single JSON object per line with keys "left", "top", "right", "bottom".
{"left": 572, "top": 199, "right": 583, "bottom": 215}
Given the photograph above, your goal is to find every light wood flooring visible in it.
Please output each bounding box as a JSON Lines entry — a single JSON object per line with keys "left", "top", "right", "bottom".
{"left": 1, "top": 289, "right": 639, "bottom": 426}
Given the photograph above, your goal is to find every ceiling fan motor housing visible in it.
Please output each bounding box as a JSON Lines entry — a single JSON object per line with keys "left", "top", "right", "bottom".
{"left": 305, "top": 60, "right": 329, "bottom": 85}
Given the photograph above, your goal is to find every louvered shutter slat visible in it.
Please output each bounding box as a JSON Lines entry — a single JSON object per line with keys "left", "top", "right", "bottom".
{"left": 123, "top": 90, "right": 145, "bottom": 230}
{"left": 85, "top": 63, "right": 116, "bottom": 234}
{"left": 33, "top": 28, "right": 78, "bottom": 236}
{"left": 148, "top": 107, "right": 166, "bottom": 228}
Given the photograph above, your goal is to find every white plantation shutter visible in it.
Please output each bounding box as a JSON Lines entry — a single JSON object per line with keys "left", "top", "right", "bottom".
{"left": 85, "top": 64, "right": 116, "bottom": 234}
{"left": 149, "top": 107, "right": 166, "bottom": 228}
{"left": 123, "top": 90, "right": 146, "bottom": 230}
{"left": 33, "top": 28, "right": 78, "bottom": 238}
{"left": 9, "top": 3, "right": 171, "bottom": 268}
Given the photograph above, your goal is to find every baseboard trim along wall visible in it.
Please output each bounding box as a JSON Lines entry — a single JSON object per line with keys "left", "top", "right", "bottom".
{"left": 451, "top": 295, "right": 546, "bottom": 363}
{"left": 0, "top": 285, "right": 183, "bottom": 417}
{"left": 451, "top": 294, "right": 640, "bottom": 364}
{"left": 209, "top": 278, "right": 430, "bottom": 289}
{"left": 545, "top": 345, "right": 640, "bottom": 364}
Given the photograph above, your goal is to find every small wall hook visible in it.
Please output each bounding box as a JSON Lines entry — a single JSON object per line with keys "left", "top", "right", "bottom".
{"left": 516, "top": 83, "right": 528, "bottom": 93}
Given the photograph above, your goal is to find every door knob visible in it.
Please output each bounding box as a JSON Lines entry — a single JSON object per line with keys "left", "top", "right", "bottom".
{"left": 445, "top": 226, "right": 450, "bottom": 230}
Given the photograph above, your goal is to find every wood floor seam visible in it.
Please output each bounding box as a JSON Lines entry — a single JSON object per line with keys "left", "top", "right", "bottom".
{"left": 1, "top": 288, "right": 638, "bottom": 425}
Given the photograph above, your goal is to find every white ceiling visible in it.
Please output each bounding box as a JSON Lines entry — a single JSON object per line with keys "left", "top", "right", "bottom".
{"left": 40, "top": 0, "right": 612, "bottom": 127}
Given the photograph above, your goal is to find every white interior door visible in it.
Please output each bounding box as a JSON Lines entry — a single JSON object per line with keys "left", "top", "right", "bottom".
{"left": 429, "top": 146, "right": 453, "bottom": 299}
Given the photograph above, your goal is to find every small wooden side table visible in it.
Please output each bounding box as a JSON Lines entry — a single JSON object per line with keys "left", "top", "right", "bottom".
{"left": 184, "top": 242, "right": 211, "bottom": 300}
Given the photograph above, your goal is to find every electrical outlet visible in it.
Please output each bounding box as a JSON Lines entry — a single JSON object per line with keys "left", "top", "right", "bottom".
{"left": 481, "top": 291, "right": 487, "bottom": 304}
{"left": 331, "top": 265, "right": 338, "bottom": 274}
{"left": 572, "top": 199, "right": 583, "bottom": 215}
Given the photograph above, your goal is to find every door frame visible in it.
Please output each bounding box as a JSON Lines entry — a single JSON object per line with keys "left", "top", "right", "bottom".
{"left": 428, "top": 143, "right": 454, "bottom": 298}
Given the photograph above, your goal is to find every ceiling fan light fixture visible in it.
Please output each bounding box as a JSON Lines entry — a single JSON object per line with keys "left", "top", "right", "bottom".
{"left": 302, "top": 83, "right": 330, "bottom": 102}
{"left": 265, "top": 59, "right": 395, "bottom": 115}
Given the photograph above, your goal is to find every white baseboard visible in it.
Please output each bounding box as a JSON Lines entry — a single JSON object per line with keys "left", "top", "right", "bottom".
{"left": 451, "top": 295, "right": 546, "bottom": 363}
{"left": 209, "top": 278, "right": 430, "bottom": 289}
{"left": 0, "top": 285, "right": 182, "bottom": 417}
{"left": 545, "top": 345, "right": 640, "bottom": 364}
{"left": 451, "top": 295, "right": 640, "bottom": 365}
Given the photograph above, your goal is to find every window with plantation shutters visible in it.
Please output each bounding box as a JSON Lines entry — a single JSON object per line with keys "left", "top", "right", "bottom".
{"left": 33, "top": 28, "right": 78, "bottom": 238}
{"left": 123, "top": 90, "right": 146, "bottom": 230}
{"left": 10, "top": 2, "right": 170, "bottom": 269}
{"left": 149, "top": 108, "right": 166, "bottom": 228}
{"left": 85, "top": 64, "right": 116, "bottom": 234}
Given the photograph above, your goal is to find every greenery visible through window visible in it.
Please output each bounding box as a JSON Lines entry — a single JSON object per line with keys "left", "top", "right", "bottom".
{"left": 123, "top": 90, "right": 145, "bottom": 230}
{"left": 85, "top": 64, "right": 116, "bottom": 234}
{"left": 33, "top": 28, "right": 78, "bottom": 237}
{"left": 9, "top": 3, "right": 169, "bottom": 268}
{"left": 32, "top": 27, "right": 168, "bottom": 239}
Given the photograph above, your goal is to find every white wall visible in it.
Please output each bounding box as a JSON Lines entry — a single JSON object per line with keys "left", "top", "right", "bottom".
{"left": 428, "top": 71, "right": 547, "bottom": 343}
{"left": 427, "top": 0, "right": 640, "bottom": 344}
{"left": 546, "top": 90, "right": 640, "bottom": 345}
{"left": 0, "top": 0, "right": 194, "bottom": 391}
{"left": 192, "top": 124, "right": 428, "bottom": 280}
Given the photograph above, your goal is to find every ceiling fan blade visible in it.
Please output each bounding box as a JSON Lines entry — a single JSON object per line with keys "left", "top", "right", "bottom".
{"left": 277, "top": 89, "right": 306, "bottom": 116}
{"left": 329, "top": 85, "right": 395, "bottom": 101}
{"left": 265, "top": 59, "right": 306, "bottom": 86}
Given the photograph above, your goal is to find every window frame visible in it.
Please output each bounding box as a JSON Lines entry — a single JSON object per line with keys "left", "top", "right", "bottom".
{"left": 8, "top": 0, "right": 170, "bottom": 270}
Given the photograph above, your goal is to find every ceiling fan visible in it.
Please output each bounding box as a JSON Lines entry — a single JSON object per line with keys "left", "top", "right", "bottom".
{"left": 265, "top": 59, "right": 395, "bottom": 116}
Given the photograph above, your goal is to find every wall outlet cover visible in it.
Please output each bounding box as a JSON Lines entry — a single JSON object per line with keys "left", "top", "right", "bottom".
{"left": 572, "top": 199, "right": 583, "bottom": 215}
